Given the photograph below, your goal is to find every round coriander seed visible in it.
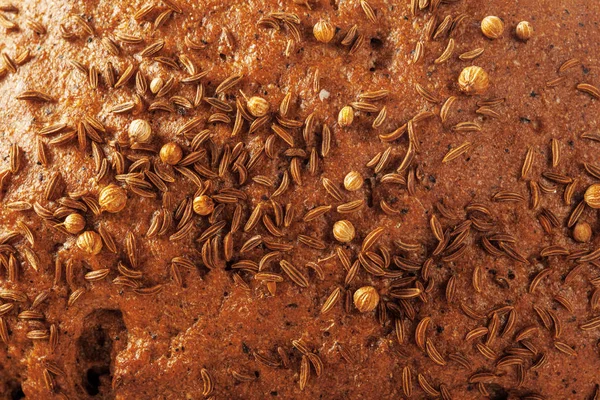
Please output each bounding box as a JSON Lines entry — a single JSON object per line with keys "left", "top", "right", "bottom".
{"left": 193, "top": 195, "right": 214, "bottom": 216}
{"left": 353, "top": 286, "right": 379, "bottom": 313}
{"left": 247, "top": 96, "right": 270, "bottom": 117}
{"left": 150, "top": 77, "right": 164, "bottom": 94}
{"left": 584, "top": 184, "right": 600, "bottom": 208}
{"left": 573, "top": 222, "right": 592, "bottom": 243}
{"left": 516, "top": 21, "right": 533, "bottom": 41}
{"left": 481, "top": 16, "right": 504, "bottom": 39}
{"left": 64, "top": 213, "right": 85, "bottom": 234}
{"left": 128, "top": 119, "right": 153, "bottom": 143}
{"left": 333, "top": 220, "right": 355, "bottom": 243}
{"left": 344, "top": 171, "right": 364, "bottom": 191}
{"left": 98, "top": 184, "right": 127, "bottom": 213}
{"left": 313, "top": 20, "right": 335, "bottom": 43}
{"left": 458, "top": 66, "right": 489, "bottom": 95}
{"left": 160, "top": 142, "right": 183, "bottom": 165}
{"left": 77, "top": 231, "right": 103, "bottom": 255}
{"left": 338, "top": 106, "right": 354, "bottom": 127}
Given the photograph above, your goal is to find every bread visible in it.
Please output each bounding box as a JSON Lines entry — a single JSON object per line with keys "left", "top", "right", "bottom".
{"left": 1, "top": 0, "right": 599, "bottom": 398}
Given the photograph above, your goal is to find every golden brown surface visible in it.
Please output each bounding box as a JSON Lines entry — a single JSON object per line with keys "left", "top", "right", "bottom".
{"left": 1, "top": 0, "right": 600, "bottom": 399}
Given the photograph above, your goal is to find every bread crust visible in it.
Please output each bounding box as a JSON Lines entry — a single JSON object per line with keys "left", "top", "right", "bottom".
{"left": 0, "top": 0, "right": 599, "bottom": 399}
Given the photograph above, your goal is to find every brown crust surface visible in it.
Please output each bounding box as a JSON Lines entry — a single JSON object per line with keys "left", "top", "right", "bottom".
{"left": 0, "top": 0, "right": 600, "bottom": 399}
